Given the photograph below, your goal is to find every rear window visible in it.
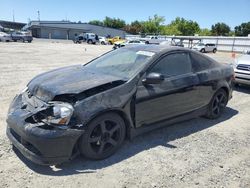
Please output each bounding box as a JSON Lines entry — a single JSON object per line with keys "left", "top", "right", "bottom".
{"left": 190, "top": 52, "right": 215, "bottom": 72}
{"left": 150, "top": 52, "right": 192, "bottom": 77}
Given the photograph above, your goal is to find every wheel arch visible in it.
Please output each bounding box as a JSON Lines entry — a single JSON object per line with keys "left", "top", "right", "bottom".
{"left": 83, "top": 109, "right": 133, "bottom": 140}
{"left": 219, "top": 86, "right": 229, "bottom": 99}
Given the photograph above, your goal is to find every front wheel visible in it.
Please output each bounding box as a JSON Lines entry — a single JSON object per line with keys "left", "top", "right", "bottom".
{"left": 205, "top": 89, "right": 228, "bottom": 119}
{"left": 213, "top": 48, "right": 217, "bottom": 53}
{"left": 200, "top": 48, "right": 205, "bottom": 53}
{"left": 87, "top": 39, "right": 93, "bottom": 44}
{"left": 79, "top": 112, "right": 126, "bottom": 160}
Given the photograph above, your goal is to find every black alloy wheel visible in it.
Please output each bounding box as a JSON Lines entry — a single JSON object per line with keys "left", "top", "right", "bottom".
{"left": 79, "top": 112, "right": 126, "bottom": 160}
{"left": 206, "top": 89, "right": 228, "bottom": 119}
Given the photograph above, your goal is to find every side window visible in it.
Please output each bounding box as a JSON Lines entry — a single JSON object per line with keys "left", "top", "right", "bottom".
{"left": 150, "top": 53, "right": 192, "bottom": 77}
{"left": 190, "top": 52, "right": 214, "bottom": 72}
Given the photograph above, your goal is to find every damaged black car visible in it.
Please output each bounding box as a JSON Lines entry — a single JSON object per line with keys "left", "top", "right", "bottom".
{"left": 6, "top": 45, "right": 234, "bottom": 165}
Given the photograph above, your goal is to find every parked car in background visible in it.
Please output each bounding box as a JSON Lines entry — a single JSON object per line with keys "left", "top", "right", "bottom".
{"left": 73, "top": 35, "right": 84, "bottom": 43}
{"left": 73, "top": 33, "right": 98, "bottom": 44}
{"left": 83, "top": 33, "right": 98, "bottom": 44}
{"left": 98, "top": 36, "right": 107, "bottom": 45}
{"left": 113, "top": 39, "right": 145, "bottom": 49}
{"left": 233, "top": 50, "right": 250, "bottom": 85}
{"left": 107, "top": 36, "right": 125, "bottom": 45}
{"left": 0, "top": 32, "right": 12, "bottom": 42}
{"left": 6, "top": 45, "right": 233, "bottom": 165}
{"left": 192, "top": 43, "right": 217, "bottom": 53}
{"left": 145, "top": 36, "right": 166, "bottom": 45}
{"left": 11, "top": 31, "right": 33, "bottom": 43}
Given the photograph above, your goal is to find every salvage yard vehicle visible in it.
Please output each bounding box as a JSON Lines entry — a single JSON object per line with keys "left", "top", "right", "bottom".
{"left": 113, "top": 39, "right": 145, "bottom": 49}
{"left": 0, "top": 31, "right": 12, "bottom": 42}
{"left": 192, "top": 43, "right": 217, "bottom": 53}
{"left": 73, "top": 35, "right": 84, "bottom": 43}
{"left": 233, "top": 50, "right": 250, "bottom": 85}
{"left": 98, "top": 36, "right": 107, "bottom": 45}
{"left": 6, "top": 45, "right": 234, "bottom": 165}
{"left": 11, "top": 31, "right": 33, "bottom": 43}
{"left": 107, "top": 36, "right": 125, "bottom": 45}
{"left": 74, "top": 33, "right": 98, "bottom": 44}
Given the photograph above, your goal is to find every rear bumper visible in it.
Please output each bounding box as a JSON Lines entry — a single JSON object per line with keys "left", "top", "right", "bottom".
{"left": 6, "top": 104, "right": 83, "bottom": 165}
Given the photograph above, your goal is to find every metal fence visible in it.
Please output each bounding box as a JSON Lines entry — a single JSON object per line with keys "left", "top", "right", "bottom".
{"left": 125, "top": 35, "right": 250, "bottom": 53}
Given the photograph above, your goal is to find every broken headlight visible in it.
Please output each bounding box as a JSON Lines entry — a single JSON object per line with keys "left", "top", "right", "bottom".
{"left": 45, "top": 102, "right": 74, "bottom": 126}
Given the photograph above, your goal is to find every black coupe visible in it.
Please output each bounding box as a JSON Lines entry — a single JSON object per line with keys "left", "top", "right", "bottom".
{"left": 6, "top": 45, "right": 234, "bottom": 165}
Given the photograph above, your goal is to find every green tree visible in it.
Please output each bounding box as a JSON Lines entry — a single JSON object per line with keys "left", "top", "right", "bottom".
{"left": 235, "top": 22, "right": 250, "bottom": 36}
{"left": 162, "top": 25, "right": 181, "bottom": 35}
{"left": 198, "top": 28, "right": 212, "bottom": 36}
{"left": 141, "top": 14, "right": 165, "bottom": 34}
{"left": 124, "top": 20, "right": 143, "bottom": 34}
{"left": 162, "top": 17, "right": 200, "bottom": 36}
{"left": 88, "top": 20, "right": 103, "bottom": 26}
{"left": 211, "top": 22, "right": 230, "bottom": 36}
{"left": 103, "top": 17, "right": 126, "bottom": 29}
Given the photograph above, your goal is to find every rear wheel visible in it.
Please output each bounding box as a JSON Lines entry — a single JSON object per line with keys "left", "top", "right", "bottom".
{"left": 87, "top": 39, "right": 93, "bottom": 44}
{"left": 205, "top": 89, "right": 228, "bottom": 119}
{"left": 101, "top": 41, "right": 105, "bottom": 45}
{"left": 213, "top": 48, "right": 217, "bottom": 53}
{"left": 79, "top": 112, "right": 126, "bottom": 160}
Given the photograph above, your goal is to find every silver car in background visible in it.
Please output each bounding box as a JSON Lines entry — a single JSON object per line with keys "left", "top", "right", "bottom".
{"left": 0, "top": 32, "right": 12, "bottom": 42}
{"left": 192, "top": 43, "right": 217, "bottom": 53}
{"left": 233, "top": 50, "right": 250, "bottom": 85}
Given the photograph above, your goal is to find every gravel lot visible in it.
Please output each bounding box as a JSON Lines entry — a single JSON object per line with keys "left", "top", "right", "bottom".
{"left": 0, "top": 40, "right": 249, "bottom": 188}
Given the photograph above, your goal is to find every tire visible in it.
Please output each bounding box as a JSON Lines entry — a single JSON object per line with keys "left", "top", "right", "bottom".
{"left": 205, "top": 89, "right": 228, "bottom": 119}
{"left": 101, "top": 41, "right": 105, "bottom": 45}
{"left": 28, "top": 40, "right": 32, "bottom": 43}
{"left": 200, "top": 48, "right": 205, "bottom": 53}
{"left": 213, "top": 48, "right": 217, "bottom": 53}
{"left": 79, "top": 112, "right": 126, "bottom": 160}
{"left": 87, "top": 39, "right": 93, "bottom": 44}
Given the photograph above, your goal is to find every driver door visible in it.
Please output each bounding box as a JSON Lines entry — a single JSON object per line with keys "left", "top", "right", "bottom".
{"left": 135, "top": 52, "right": 200, "bottom": 127}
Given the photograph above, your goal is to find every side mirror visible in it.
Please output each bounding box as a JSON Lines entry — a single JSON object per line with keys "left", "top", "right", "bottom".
{"left": 142, "top": 72, "right": 164, "bottom": 85}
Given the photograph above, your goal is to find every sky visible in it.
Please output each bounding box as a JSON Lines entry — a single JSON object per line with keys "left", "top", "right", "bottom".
{"left": 1, "top": 0, "right": 250, "bottom": 29}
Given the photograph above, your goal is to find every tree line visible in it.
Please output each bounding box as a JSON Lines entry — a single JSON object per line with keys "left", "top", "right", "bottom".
{"left": 88, "top": 15, "right": 250, "bottom": 36}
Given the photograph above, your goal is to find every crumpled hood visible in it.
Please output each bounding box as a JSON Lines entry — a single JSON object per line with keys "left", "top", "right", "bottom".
{"left": 27, "top": 65, "right": 124, "bottom": 102}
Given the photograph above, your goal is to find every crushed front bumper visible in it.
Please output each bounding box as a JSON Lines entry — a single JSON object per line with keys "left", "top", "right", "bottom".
{"left": 6, "top": 94, "right": 83, "bottom": 165}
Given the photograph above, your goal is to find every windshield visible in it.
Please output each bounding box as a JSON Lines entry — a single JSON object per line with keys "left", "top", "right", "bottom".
{"left": 197, "top": 43, "right": 205, "bottom": 46}
{"left": 84, "top": 48, "right": 155, "bottom": 79}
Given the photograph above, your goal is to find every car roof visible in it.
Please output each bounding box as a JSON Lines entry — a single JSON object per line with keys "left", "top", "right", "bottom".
{"left": 124, "top": 44, "right": 191, "bottom": 54}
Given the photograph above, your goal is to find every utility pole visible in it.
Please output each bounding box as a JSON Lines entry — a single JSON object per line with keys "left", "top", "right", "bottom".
{"left": 12, "top": 10, "right": 15, "bottom": 22}
{"left": 37, "top": 10, "right": 40, "bottom": 21}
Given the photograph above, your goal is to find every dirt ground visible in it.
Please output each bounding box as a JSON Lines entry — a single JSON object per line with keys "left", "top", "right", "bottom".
{"left": 0, "top": 39, "right": 249, "bottom": 188}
